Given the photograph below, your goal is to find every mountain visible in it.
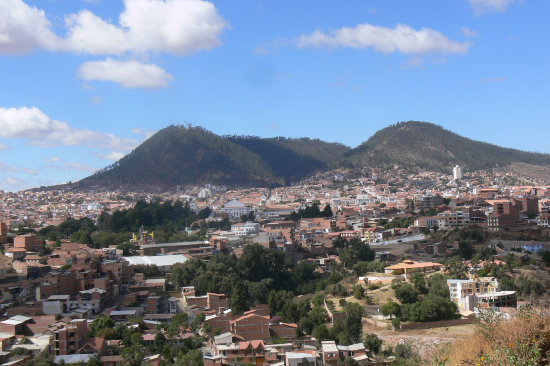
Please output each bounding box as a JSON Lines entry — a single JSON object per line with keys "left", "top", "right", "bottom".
{"left": 72, "top": 121, "right": 550, "bottom": 190}
{"left": 75, "top": 125, "right": 350, "bottom": 189}
{"left": 342, "top": 121, "right": 550, "bottom": 172}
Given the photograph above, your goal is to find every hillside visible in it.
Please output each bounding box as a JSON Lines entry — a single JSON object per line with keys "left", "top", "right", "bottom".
{"left": 75, "top": 125, "right": 350, "bottom": 189}
{"left": 71, "top": 122, "right": 550, "bottom": 189}
{"left": 343, "top": 121, "right": 550, "bottom": 172}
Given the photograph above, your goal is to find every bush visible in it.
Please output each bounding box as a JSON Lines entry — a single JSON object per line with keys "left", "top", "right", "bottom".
{"left": 394, "top": 283, "right": 418, "bottom": 304}
{"left": 364, "top": 334, "right": 383, "bottom": 354}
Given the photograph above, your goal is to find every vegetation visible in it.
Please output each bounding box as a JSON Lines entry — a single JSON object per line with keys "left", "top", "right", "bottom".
{"left": 435, "top": 308, "right": 550, "bottom": 365}
{"left": 343, "top": 121, "right": 550, "bottom": 172}
{"left": 288, "top": 202, "right": 333, "bottom": 221}
{"left": 172, "top": 244, "right": 329, "bottom": 314}
{"left": 75, "top": 125, "right": 350, "bottom": 188}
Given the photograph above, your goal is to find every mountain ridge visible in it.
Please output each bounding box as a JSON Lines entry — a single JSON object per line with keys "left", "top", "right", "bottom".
{"left": 70, "top": 121, "right": 550, "bottom": 189}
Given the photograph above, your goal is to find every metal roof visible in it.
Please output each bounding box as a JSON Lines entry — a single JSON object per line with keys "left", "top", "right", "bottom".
{"left": 123, "top": 254, "right": 188, "bottom": 267}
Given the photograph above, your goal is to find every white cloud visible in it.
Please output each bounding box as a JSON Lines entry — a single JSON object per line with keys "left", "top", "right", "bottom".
{"left": 90, "top": 96, "right": 103, "bottom": 105}
{"left": 131, "top": 128, "right": 155, "bottom": 139}
{"left": 0, "top": 0, "right": 61, "bottom": 54}
{"left": 96, "top": 151, "right": 126, "bottom": 161}
{"left": 0, "top": 142, "right": 9, "bottom": 150}
{"left": 296, "top": 23, "right": 470, "bottom": 55}
{"left": 0, "top": 176, "right": 33, "bottom": 192}
{"left": 43, "top": 156, "right": 61, "bottom": 163}
{"left": 461, "top": 28, "right": 479, "bottom": 38}
{"left": 0, "top": 0, "right": 228, "bottom": 56}
{"left": 469, "top": 0, "right": 515, "bottom": 14}
{"left": 79, "top": 58, "right": 173, "bottom": 89}
{"left": 65, "top": 0, "right": 228, "bottom": 55}
{"left": 46, "top": 162, "right": 98, "bottom": 173}
{"left": 0, "top": 106, "right": 138, "bottom": 151}
{"left": 0, "top": 161, "right": 36, "bottom": 175}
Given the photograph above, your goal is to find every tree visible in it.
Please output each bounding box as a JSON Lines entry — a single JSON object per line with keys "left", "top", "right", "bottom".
{"left": 381, "top": 301, "right": 400, "bottom": 319}
{"left": 230, "top": 282, "right": 249, "bottom": 315}
{"left": 353, "top": 284, "right": 365, "bottom": 300}
{"left": 154, "top": 332, "right": 166, "bottom": 351}
{"left": 175, "top": 349, "right": 203, "bottom": 366}
{"left": 394, "top": 283, "right": 418, "bottom": 304}
{"left": 121, "top": 345, "right": 144, "bottom": 366}
{"left": 446, "top": 258, "right": 468, "bottom": 279}
{"left": 332, "top": 302, "right": 364, "bottom": 345}
{"left": 117, "top": 242, "right": 138, "bottom": 256}
{"left": 410, "top": 273, "right": 427, "bottom": 294}
{"left": 310, "top": 305, "right": 328, "bottom": 326}
{"left": 313, "top": 324, "right": 330, "bottom": 340}
{"left": 455, "top": 241, "right": 475, "bottom": 260}
{"left": 364, "top": 334, "right": 383, "bottom": 354}
{"left": 89, "top": 315, "right": 115, "bottom": 336}
{"left": 322, "top": 204, "right": 333, "bottom": 217}
{"left": 540, "top": 251, "right": 550, "bottom": 266}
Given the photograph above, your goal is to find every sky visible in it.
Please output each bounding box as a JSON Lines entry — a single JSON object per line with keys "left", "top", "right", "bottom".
{"left": 0, "top": 0, "right": 549, "bottom": 191}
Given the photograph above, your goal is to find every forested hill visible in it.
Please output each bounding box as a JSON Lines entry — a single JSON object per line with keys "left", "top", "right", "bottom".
{"left": 74, "top": 125, "right": 350, "bottom": 189}
{"left": 70, "top": 122, "right": 550, "bottom": 190}
{"left": 342, "top": 121, "right": 550, "bottom": 172}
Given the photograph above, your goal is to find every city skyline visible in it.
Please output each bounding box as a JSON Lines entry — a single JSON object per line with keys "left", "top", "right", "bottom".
{"left": 1, "top": 0, "right": 549, "bottom": 191}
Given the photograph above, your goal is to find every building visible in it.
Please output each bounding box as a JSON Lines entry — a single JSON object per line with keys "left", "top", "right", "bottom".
{"left": 0, "top": 222, "right": 7, "bottom": 244}
{"left": 220, "top": 200, "right": 252, "bottom": 218}
{"left": 487, "top": 200, "right": 520, "bottom": 231}
{"left": 476, "top": 291, "right": 517, "bottom": 309}
{"left": 123, "top": 255, "right": 189, "bottom": 272}
{"left": 53, "top": 319, "right": 88, "bottom": 355}
{"left": 138, "top": 241, "right": 211, "bottom": 257}
{"left": 230, "top": 313, "right": 270, "bottom": 341}
{"left": 414, "top": 216, "right": 439, "bottom": 229}
{"left": 447, "top": 277, "right": 499, "bottom": 309}
{"left": 453, "top": 165, "right": 463, "bottom": 180}
{"left": 384, "top": 260, "right": 443, "bottom": 275}
{"left": 14, "top": 234, "right": 43, "bottom": 252}
{"left": 231, "top": 222, "right": 260, "bottom": 236}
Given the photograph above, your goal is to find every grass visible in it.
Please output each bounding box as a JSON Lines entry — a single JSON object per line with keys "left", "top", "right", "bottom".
{"left": 433, "top": 308, "right": 550, "bottom": 365}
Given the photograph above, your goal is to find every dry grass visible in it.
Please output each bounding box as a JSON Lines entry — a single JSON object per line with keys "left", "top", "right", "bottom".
{"left": 433, "top": 309, "right": 550, "bottom": 365}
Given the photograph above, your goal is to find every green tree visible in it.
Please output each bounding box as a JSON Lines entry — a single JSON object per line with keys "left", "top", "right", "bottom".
{"left": 175, "top": 349, "right": 203, "bottom": 366}
{"left": 230, "top": 282, "right": 249, "bottom": 315}
{"left": 381, "top": 301, "right": 400, "bottom": 319}
{"left": 394, "top": 283, "right": 418, "bottom": 304}
{"left": 364, "top": 334, "right": 383, "bottom": 354}
{"left": 89, "top": 315, "right": 115, "bottom": 337}
{"left": 410, "top": 273, "right": 427, "bottom": 294}
{"left": 353, "top": 284, "right": 365, "bottom": 299}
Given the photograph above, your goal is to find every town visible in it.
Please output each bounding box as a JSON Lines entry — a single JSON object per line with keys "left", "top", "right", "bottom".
{"left": 0, "top": 165, "right": 548, "bottom": 365}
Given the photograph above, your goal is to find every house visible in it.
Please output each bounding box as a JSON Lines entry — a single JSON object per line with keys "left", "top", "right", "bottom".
{"left": 384, "top": 260, "right": 443, "bottom": 275}
{"left": 13, "top": 234, "right": 43, "bottom": 252}
{"left": 214, "top": 340, "right": 266, "bottom": 365}
{"left": 231, "top": 222, "right": 260, "bottom": 236}
{"left": 220, "top": 200, "right": 252, "bottom": 218}
{"left": 285, "top": 350, "right": 318, "bottom": 366}
{"left": 230, "top": 313, "right": 270, "bottom": 341}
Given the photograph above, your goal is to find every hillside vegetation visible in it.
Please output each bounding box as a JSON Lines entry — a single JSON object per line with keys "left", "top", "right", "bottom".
{"left": 343, "top": 121, "right": 550, "bottom": 172}
{"left": 72, "top": 122, "right": 550, "bottom": 189}
{"left": 76, "top": 125, "right": 350, "bottom": 189}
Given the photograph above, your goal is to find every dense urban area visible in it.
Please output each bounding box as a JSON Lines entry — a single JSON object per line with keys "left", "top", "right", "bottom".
{"left": 0, "top": 165, "right": 550, "bottom": 366}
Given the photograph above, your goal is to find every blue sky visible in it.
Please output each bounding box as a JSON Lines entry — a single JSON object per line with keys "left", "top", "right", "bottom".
{"left": 0, "top": 0, "right": 548, "bottom": 191}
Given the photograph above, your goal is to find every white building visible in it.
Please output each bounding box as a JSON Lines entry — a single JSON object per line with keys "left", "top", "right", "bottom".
{"left": 220, "top": 199, "right": 251, "bottom": 218}
{"left": 453, "top": 165, "right": 463, "bottom": 180}
{"left": 231, "top": 222, "right": 260, "bottom": 236}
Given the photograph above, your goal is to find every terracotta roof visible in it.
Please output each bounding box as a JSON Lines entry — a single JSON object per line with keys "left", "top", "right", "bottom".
{"left": 239, "top": 340, "right": 264, "bottom": 350}
{"left": 385, "top": 261, "right": 442, "bottom": 270}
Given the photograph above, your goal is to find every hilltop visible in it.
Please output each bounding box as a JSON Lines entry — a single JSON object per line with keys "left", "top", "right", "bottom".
{"left": 71, "top": 122, "right": 550, "bottom": 189}
{"left": 74, "top": 125, "right": 350, "bottom": 189}
{"left": 342, "top": 121, "right": 550, "bottom": 172}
